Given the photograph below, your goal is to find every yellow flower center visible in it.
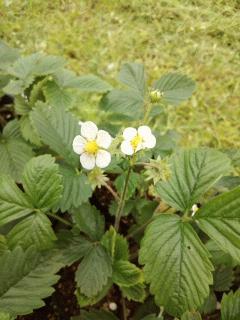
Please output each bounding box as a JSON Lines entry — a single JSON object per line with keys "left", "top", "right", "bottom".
{"left": 131, "top": 134, "right": 143, "bottom": 151}
{"left": 84, "top": 140, "right": 99, "bottom": 154}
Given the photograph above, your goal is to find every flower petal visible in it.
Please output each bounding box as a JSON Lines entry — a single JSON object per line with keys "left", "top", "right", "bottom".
{"left": 138, "top": 125, "right": 152, "bottom": 138}
{"left": 81, "top": 121, "right": 98, "bottom": 140}
{"left": 121, "top": 140, "right": 134, "bottom": 155}
{"left": 96, "top": 130, "right": 112, "bottom": 149}
{"left": 80, "top": 152, "right": 96, "bottom": 170}
{"left": 96, "top": 150, "right": 111, "bottom": 168}
{"left": 143, "top": 133, "right": 156, "bottom": 149}
{"left": 123, "top": 127, "right": 137, "bottom": 141}
{"left": 72, "top": 135, "right": 86, "bottom": 154}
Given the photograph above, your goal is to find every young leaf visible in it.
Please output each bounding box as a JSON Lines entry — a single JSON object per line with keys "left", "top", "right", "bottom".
{"left": 113, "top": 260, "right": 143, "bottom": 287}
{"left": 0, "top": 175, "right": 33, "bottom": 227}
{"left": 156, "top": 148, "right": 231, "bottom": 212}
{"left": 118, "top": 62, "right": 145, "bottom": 96}
{"left": 153, "top": 73, "right": 196, "bottom": 106}
{"left": 22, "top": 155, "right": 63, "bottom": 210}
{"left": 76, "top": 244, "right": 112, "bottom": 297}
{"left": 139, "top": 214, "right": 213, "bottom": 317}
{"left": 7, "top": 213, "right": 56, "bottom": 250}
{"left": 181, "top": 311, "right": 202, "bottom": 320}
{"left": 121, "top": 283, "right": 146, "bottom": 302}
{"left": 71, "top": 203, "right": 105, "bottom": 241}
{"left": 57, "top": 165, "right": 92, "bottom": 212}
{"left": 195, "top": 186, "right": 240, "bottom": 263}
{"left": 221, "top": 289, "right": 240, "bottom": 320}
{"left": 31, "top": 103, "right": 79, "bottom": 167}
{"left": 0, "top": 246, "right": 62, "bottom": 316}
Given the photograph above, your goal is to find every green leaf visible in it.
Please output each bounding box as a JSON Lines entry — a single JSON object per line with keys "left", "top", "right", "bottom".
{"left": 139, "top": 214, "right": 213, "bottom": 317}
{"left": 31, "top": 103, "right": 79, "bottom": 167}
{"left": 0, "top": 246, "right": 62, "bottom": 316}
{"left": 72, "top": 203, "right": 105, "bottom": 241}
{"left": 121, "top": 283, "right": 146, "bottom": 302}
{"left": 156, "top": 148, "right": 231, "bottom": 212}
{"left": 43, "top": 80, "right": 73, "bottom": 109}
{"left": 69, "top": 74, "right": 112, "bottom": 92}
{"left": 19, "top": 114, "right": 42, "bottom": 146}
{"left": 181, "top": 311, "right": 202, "bottom": 320}
{"left": 0, "top": 235, "right": 8, "bottom": 255}
{"left": 115, "top": 171, "right": 142, "bottom": 200}
{"left": 113, "top": 260, "right": 143, "bottom": 287}
{"left": 118, "top": 62, "right": 145, "bottom": 96}
{"left": 0, "top": 311, "right": 15, "bottom": 320}
{"left": 0, "top": 175, "right": 33, "bottom": 227}
{"left": 32, "top": 55, "right": 65, "bottom": 75}
{"left": 205, "top": 240, "right": 236, "bottom": 267}
{"left": 57, "top": 165, "right": 92, "bottom": 212}
{"left": 22, "top": 155, "right": 63, "bottom": 210}
{"left": 76, "top": 244, "right": 112, "bottom": 297}
{"left": 213, "top": 265, "right": 233, "bottom": 292}
{"left": 195, "top": 186, "right": 240, "bottom": 263}
{"left": 200, "top": 291, "right": 217, "bottom": 315}
{"left": 7, "top": 213, "right": 56, "bottom": 250}
{"left": 3, "top": 79, "right": 28, "bottom": 95}
{"left": 101, "top": 89, "right": 144, "bottom": 119}
{"left": 14, "top": 96, "right": 31, "bottom": 116}
{"left": 73, "top": 309, "right": 118, "bottom": 320}
{"left": 221, "top": 290, "right": 240, "bottom": 320}
{"left": 153, "top": 73, "right": 196, "bottom": 106}
{"left": 0, "top": 121, "right": 34, "bottom": 182}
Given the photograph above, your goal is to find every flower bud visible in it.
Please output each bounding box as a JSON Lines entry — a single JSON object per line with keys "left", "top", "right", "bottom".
{"left": 150, "top": 89, "right": 163, "bottom": 103}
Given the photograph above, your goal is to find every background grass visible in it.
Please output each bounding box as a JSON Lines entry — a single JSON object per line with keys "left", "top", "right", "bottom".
{"left": 1, "top": 0, "right": 240, "bottom": 148}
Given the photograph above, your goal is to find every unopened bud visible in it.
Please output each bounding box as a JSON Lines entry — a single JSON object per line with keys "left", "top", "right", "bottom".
{"left": 150, "top": 89, "right": 163, "bottom": 103}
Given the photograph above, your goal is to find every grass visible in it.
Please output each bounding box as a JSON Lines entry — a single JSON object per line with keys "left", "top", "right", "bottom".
{"left": 1, "top": 0, "right": 240, "bottom": 148}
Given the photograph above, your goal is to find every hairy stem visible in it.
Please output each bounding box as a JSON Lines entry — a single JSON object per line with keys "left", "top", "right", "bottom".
{"left": 103, "top": 181, "right": 120, "bottom": 201}
{"left": 47, "top": 212, "right": 73, "bottom": 227}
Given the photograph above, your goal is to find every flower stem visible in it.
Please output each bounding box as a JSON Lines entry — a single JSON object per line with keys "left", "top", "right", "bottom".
{"left": 47, "top": 212, "right": 73, "bottom": 227}
{"left": 103, "top": 181, "right": 120, "bottom": 201}
{"left": 114, "top": 165, "right": 132, "bottom": 232}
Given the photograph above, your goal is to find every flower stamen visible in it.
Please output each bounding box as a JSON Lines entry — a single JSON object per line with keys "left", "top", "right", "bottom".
{"left": 131, "top": 134, "right": 143, "bottom": 151}
{"left": 84, "top": 140, "right": 99, "bottom": 154}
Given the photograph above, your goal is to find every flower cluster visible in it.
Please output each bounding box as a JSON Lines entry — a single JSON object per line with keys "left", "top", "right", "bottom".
{"left": 73, "top": 121, "right": 156, "bottom": 170}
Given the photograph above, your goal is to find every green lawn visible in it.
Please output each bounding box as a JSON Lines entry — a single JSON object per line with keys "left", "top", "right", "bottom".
{"left": 1, "top": 0, "right": 240, "bottom": 148}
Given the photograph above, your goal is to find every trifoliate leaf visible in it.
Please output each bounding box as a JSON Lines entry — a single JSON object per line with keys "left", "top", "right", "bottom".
{"left": 195, "top": 186, "right": 240, "bottom": 263}
{"left": 7, "top": 212, "right": 56, "bottom": 250}
{"left": 57, "top": 165, "right": 92, "bottom": 212}
{"left": 0, "top": 246, "right": 62, "bottom": 316}
{"left": 181, "top": 311, "right": 202, "bottom": 320}
{"left": 156, "top": 148, "right": 231, "bottom": 212}
{"left": 118, "top": 62, "right": 145, "bottom": 96}
{"left": 43, "top": 80, "right": 73, "bottom": 109}
{"left": 113, "top": 260, "right": 143, "bottom": 287}
{"left": 221, "top": 289, "right": 240, "bottom": 320}
{"left": 71, "top": 203, "right": 105, "bottom": 241}
{"left": 153, "top": 73, "right": 196, "bottom": 106}
{"left": 75, "top": 244, "right": 112, "bottom": 297}
{"left": 31, "top": 103, "right": 79, "bottom": 167}
{"left": 121, "top": 283, "right": 146, "bottom": 302}
{"left": 139, "top": 214, "right": 213, "bottom": 317}
{"left": 22, "top": 155, "right": 63, "bottom": 210}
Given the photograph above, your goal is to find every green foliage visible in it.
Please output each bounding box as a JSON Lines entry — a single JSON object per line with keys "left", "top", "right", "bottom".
{"left": 139, "top": 214, "right": 213, "bottom": 317}
{"left": 181, "top": 311, "right": 202, "bottom": 320}
{"left": 73, "top": 309, "right": 118, "bottom": 320}
{"left": 156, "top": 148, "right": 231, "bottom": 212}
{"left": 213, "top": 265, "right": 233, "bottom": 292}
{"left": 112, "top": 260, "right": 143, "bottom": 287}
{"left": 118, "top": 62, "right": 145, "bottom": 96}
{"left": 43, "top": 80, "right": 73, "bottom": 109}
{"left": 221, "top": 290, "right": 240, "bottom": 320}
{"left": 121, "top": 283, "right": 146, "bottom": 303}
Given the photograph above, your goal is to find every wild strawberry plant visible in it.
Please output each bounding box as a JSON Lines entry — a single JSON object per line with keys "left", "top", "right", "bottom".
{"left": 0, "top": 40, "right": 239, "bottom": 320}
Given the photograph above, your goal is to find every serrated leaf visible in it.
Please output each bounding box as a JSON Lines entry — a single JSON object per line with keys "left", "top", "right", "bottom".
{"left": 14, "top": 96, "right": 31, "bottom": 115}
{"left": 71, "top": 203, "right": 104, "bottom": 241}
{"left": 221, "top": 289, "right": 240, "bottom": 320}
{"left": 22, "top": 155, "right": 63, "bottom": 210}
{"left": 32, "top": 55, "right": 65, "bottom": 75}
{"left": 57, "top": 165, "right": 92, "bottom": 211}
{"left": 118, "top": 62, "right": 145, "bottom": 96}
{"left": 181, "top": 311, "right": 202, "bottom": 320}
{"left": 113, "top": 260, "right": 143, "bottom": 287}
{"left": 73, "top": 309, "right": 118, "bottom": 320}
{"left": 0, "top": 175, "right": 33, "bottom": 227}
{"left": 205, "top": 240, "right": 236, "bottom": 267}
{"left": 121, "top": 283, "right": 146, "bottom": 302}
{"left": 76, "top": 244, "right": 112, "bottom": 297}
{"left": 114, "top": 171, "right": 142, "bottom": 200}
{"left": 19, "top": 115, "right": 42, "bottom": 146}
{"left": 69, "top": 74, "right": 112, "bottom": 92}
{"left": 31, "top": 103, "right": 79, "bottom": 167}
{"left": 43, "top": 80, "right": 73, "bottom": 109}
{"left": 156, "top": 148, "right": 231, "bottom": 212}
{"left": 0, "top": 246, "right": 62, "bottom": 316}
{"left": 213, "top": 265, "right": 233, "bottom": 292}
{"left": 7, "top": 213, "right": 56, "bottom": 250}
{"left": 101, "top": 89, "right": 144, "bottom": 119}
{"left": 153, "top": 73, "right": 195, "bottom": 106}
{"left": 200, "top": 291, "right": 217, "bottom": 315}
{"left": 2, "top": 119, "right": 21, "bottom": 138}
{"left": 3, "top": 79, "right": 28, "bottom": 95}
{"left": 139, "top": 214, "right": 213, "bottom": 317}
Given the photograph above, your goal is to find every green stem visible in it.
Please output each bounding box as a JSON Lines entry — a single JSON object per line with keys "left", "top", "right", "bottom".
{"left": 103, "top": 181, "right": 120, "bottom": 201}
{"left": 114, "top": 165, "right": 132, "bottom": 232}
{"left": 47, "top": 212, "right": 73, "bottom": 227}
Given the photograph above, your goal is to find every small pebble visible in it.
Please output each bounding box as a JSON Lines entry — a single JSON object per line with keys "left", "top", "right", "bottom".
{"left": 109, "top": 302, "right": 117, "bottom": 311}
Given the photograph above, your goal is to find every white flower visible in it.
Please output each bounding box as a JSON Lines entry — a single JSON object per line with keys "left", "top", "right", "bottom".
{"left": 72, "top": 121, "right": 112, "bottom": 170}
{"left": 191, "top": 204, "right": 199, "bottom": 217}
{"left": 121, "top": 126, "right": 156, "bottom": 155}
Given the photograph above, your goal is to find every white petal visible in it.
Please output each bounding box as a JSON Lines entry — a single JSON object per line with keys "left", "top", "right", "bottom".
{"left": 138, "top": 125, "right": 152, "bottom": 138}
{"left": 96, "top": 130, "right": 112, "bottom": 149}
{"left": 72, "top": 135, "right": 86, "bottom": 154}
{"left": 143, "top": 134, "right": 156, "bottom": 149}
{"left": 121, "top": 140, "right": 134, "bottom": 155}
{"left": 123, "top": 127, "right": 137, "bottom": 141}
{"left": 96, "top": 150, "right": 111, "bottom": 168}
{"left": 80, "top": 152, "right": 96, "bottom": 170}
{"left": 81, "top": 121, "right": 98, "bottom": 140}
